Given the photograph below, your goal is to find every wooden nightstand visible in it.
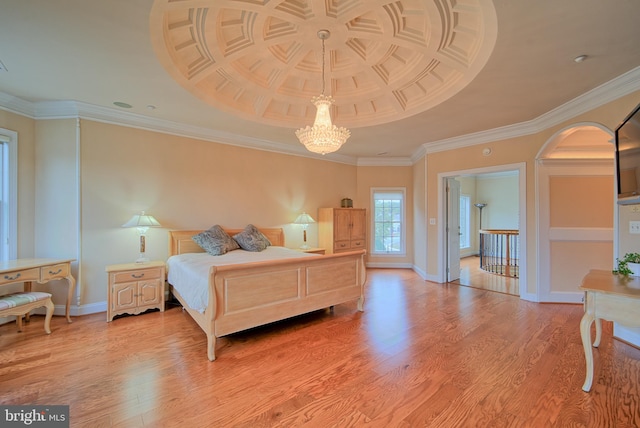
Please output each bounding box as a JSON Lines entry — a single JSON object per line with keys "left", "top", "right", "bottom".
{"left": 105, "top": 261, "right": 166, "bottom": 322}
{"left": 298, "top": 248, "right": 326, "bottom": 255}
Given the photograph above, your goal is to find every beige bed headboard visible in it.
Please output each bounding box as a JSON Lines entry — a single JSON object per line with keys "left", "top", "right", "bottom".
{"left": 168, "top": 228, "right": 285, "bottom": 256}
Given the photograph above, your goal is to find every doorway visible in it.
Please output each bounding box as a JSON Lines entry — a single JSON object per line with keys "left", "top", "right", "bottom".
{"left": 439, "top": 163, "right": 527, "bottom": 298}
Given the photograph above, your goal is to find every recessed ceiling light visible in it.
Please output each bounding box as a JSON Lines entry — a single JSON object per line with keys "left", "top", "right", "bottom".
{"left": 574, "top": 55, "right": 588, "bottom": 63}
{"left": 113, "top": 101, "right": 132, "bottom": 108}
{"left": 146, "top": 105, "right": 157, "bottom": 110}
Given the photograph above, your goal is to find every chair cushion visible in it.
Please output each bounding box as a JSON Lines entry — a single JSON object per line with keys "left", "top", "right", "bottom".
{"left": 0, "top": 292, "right": 52, "bottom": 311}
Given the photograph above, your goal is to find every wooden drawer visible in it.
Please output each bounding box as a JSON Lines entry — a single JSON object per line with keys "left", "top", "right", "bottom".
{"left": 351, "top": 240, "right": 365, "bottom": 249}
{"left": 112, "top": 267, "right": 162, "bottom": 284}
{"left": 40, "top": 263, "right": 70, "bottom": 281}
{"left": 334, "top": 240, "right": 365, "bottom": 252}
{"left": 0, "top": 267, "right": 40, "bottom": 285}
{"left": 334, "top": 240, "right": 350, "bottom": 252}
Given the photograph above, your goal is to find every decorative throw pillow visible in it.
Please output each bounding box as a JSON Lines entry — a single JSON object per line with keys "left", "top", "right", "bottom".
{"left": 192, "top": 225, "right": 240, "bottom": 256}
{"left": 233, "top": 224, "right": 271, "bottom": 252}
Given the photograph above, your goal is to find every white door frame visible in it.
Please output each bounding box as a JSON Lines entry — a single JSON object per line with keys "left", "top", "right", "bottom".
{"left": 437, "top": 162, "right": 529, "bottom": 300}
{"left": 446, "top": 178, "right": 461, "bottom": 281}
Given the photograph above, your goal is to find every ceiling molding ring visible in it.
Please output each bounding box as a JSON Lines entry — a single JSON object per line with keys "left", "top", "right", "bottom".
{"left": 149, "top": 0, "right": 497, "bottom": 129}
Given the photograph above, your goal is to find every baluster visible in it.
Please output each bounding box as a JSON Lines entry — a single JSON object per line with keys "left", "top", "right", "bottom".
{"left": 478, "top": 230, "right": 520, "bottom": 278}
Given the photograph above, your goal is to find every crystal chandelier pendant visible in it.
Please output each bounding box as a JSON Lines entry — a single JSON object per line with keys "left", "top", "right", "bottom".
{"left": 296, "top": 94, "right": 350, "bottom": 155}
{"left": 296, "top": 30, "right": 350, "bottom": 155}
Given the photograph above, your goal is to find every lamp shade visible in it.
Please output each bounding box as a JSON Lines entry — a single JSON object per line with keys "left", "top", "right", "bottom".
{"left": 122, "top": 211, "right": 161, "bottom": 228}
{"left": 122, "top": 211, "right": 161, "bottom": 264}
{"left": 293, "top": 212, "right": 315, "bottom": 225}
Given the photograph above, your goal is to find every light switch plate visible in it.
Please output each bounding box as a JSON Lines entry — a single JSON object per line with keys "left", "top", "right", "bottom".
{"left": 630, "top": 221, "right": 640, "bottom": 234}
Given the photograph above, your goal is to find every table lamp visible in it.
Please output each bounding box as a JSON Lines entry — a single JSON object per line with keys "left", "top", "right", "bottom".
{"left": 122, "top": 211, "right": 161, "bottom": 263}
{"left": 293, "top": 212, "right": 315, "bottom": 250}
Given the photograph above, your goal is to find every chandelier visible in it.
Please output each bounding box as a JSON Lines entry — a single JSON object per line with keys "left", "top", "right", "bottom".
{"left": 296, "top": 30, "right": 350, "bottom": 155}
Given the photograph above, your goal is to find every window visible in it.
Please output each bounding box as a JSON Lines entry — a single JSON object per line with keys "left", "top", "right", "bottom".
{"left": 372, "top": 188, "right": 405, "bottom": 255}
{"left": 0, "top": 129, "right": 17, "bottom": 261}
{"left": 460, "top": 195, "right": 471, "bottom": 249}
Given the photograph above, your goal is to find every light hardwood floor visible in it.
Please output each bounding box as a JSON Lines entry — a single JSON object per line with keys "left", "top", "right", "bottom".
{"left": 453, "top": 256, "right": 520, "bottom": 296}
{"left": 1, "top": 269, "right": 639, "bottom": 427}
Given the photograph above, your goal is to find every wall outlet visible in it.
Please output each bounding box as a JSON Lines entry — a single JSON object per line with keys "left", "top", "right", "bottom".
{"left": 630, "top": 221, "right": 640, "bottom": 234}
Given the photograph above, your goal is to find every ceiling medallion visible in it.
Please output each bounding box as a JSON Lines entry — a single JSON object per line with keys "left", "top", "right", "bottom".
{"left": 150, "top": 1, "right": 497, "bottom": 129}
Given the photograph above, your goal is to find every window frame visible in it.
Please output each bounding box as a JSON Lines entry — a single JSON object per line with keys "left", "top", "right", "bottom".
{"left": 0, "top": 128, "right": 18, "bottom": 261}
{"left": 459, "top": 194, "right": 471, "bottom": 250}
{"left": 371, "top": 187, "right": 406, "bottom": 256}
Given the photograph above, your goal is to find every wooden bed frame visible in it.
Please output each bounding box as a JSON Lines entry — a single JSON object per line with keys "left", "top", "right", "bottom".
{"left": 167, "top": 228, "right": 366, "bottom": 361}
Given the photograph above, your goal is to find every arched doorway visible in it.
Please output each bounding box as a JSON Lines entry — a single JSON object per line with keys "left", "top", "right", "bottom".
{"left": 536, "top": 123, "right": 615, "bottom": 302}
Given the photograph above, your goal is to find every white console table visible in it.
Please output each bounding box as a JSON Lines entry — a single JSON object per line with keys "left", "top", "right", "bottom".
{"left": 579, "top": 269, "right": 640, "bottom": 392}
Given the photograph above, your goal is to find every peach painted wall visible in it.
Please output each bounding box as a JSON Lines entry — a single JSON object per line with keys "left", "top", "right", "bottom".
{"left": 33, "top": 119, "right": 80, "bottom": 305}
{"left": 549, "top": 176, "right": 613, "bottom": 228}
{"left": 555, "top": 92, "right": 640, "bottom": 257}
{"left": 413, "top": 158, "right": 427, "bottom": 277}
{"left": 79, "top": 120, "right": 358, "bottom": 305}
{"left": 549, "top": 175, "right": 614, "bottom": 292}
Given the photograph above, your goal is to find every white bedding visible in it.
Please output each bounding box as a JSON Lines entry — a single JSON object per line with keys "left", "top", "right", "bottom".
{"left": 167, "top": 246, "right": 319, "bottom": 313}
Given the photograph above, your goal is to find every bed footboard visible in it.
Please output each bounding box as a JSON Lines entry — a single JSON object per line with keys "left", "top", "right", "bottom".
{"left": 167, "top": 229, "right": 366, "bottom": 361}
{"left": 213, "top": 249, "right": 365, "bottom": 336}
{"left": 186, "top": 249, "right": 365, "bottom": 360}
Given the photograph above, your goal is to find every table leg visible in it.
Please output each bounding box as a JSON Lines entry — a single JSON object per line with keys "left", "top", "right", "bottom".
{"left": 593, "top": 318, "right": 602, "bottom": 347}
{"left": 580, "top": 311, "right": 596, "bottom": 392}
{"left": 64, "top": 274, "right": 76, "bottom": 323}
{"left": 24, "top": 281, "right": 32, "bottom": 322}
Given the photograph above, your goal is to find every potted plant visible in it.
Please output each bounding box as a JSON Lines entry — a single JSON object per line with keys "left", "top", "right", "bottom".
{"left": 613, "top": 252, "right": 640, "bottom": 276}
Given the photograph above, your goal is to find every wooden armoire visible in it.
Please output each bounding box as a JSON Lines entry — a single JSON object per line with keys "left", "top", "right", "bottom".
{"left": 318, "top": 208, "right": 366, "bottom": 254}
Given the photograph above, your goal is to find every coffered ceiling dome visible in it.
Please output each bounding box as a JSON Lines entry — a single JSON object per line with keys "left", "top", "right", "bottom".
{"left": 150, "top": 0, "right": 497, "bottom": 129}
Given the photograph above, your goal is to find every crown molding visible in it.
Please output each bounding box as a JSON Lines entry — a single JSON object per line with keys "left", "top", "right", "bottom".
{"left": 1, "top": 66, "right": 639, "bottom": 167}
{"left": 0, "top": 92, "right": 35, "bottom": 117}
{"left": 535, "top": 65, "right": 640, "bottom": 128}
{"left": 357, "top": 157, "right": 413, "bottom": 167}
{"left": 0, "top": 96, "right": 358, "bottom": 165}
{"left": 410, "top": 145, "right": 428, "bottom": 164}
{"left": 422, "top": 65, "right": 640, "bottom": 155}
{"left": 423, "top": 120, "right": 539, "bottom": 155}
